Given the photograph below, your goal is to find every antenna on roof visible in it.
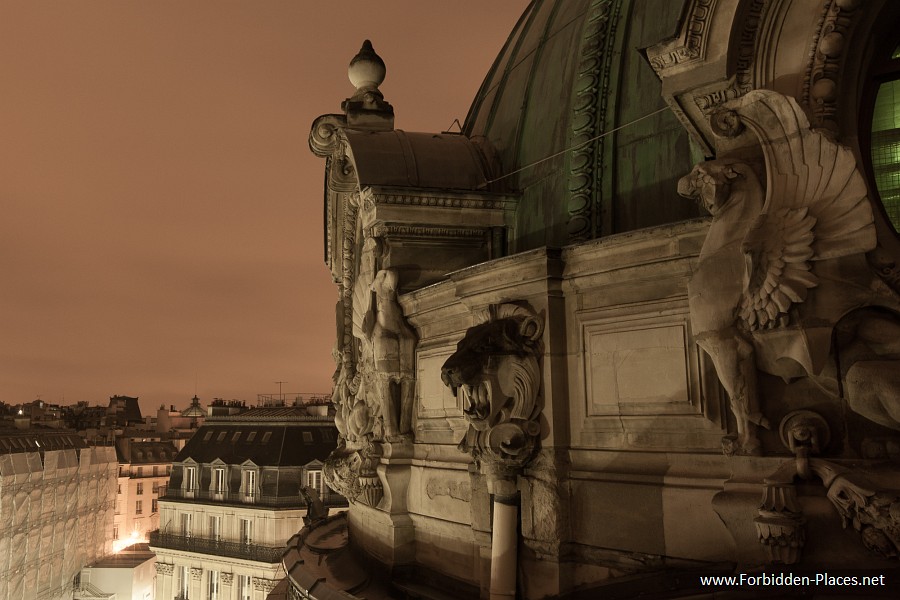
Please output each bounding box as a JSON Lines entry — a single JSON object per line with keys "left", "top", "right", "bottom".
{"left": 442, "top": 118, "right": 463, "bottom": 134}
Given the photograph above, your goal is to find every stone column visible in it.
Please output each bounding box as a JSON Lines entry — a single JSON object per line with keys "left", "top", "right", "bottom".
{"left": 489, "top": 479, "right": 519, "bottom": 600}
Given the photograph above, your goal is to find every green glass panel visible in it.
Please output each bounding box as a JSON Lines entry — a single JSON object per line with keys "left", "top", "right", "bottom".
{"left": 871, "top": 78, "right": 900, "bottom": 230}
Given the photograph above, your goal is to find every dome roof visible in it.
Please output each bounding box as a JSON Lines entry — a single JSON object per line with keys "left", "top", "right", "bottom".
{"left": 463, "top": 0, "right": 701, "bottom": 248}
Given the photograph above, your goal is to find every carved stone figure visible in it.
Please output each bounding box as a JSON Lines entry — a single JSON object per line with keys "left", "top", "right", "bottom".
{"left": 441, "top": 303, "right": 543, "bottom": 476}
{"left": 810, "top": 460, "right": 900, "bottom": 560}
{"left": 370, "top": 268, "right": 417, "bottom": 438}
{"left": 300, "top": 485, "right": 329, "bottom": 526}
{"left": 678, "top": 89, "right": 900, "bottom": 454}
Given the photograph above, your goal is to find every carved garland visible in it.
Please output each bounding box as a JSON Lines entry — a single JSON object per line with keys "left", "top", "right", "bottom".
{"left": 566, "top": 0, "right": 621, "bottom": 242}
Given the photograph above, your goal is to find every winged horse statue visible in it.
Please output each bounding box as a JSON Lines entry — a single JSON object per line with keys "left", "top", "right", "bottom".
{"left": 678, "top": 90, "right": 900, "bottom": 455}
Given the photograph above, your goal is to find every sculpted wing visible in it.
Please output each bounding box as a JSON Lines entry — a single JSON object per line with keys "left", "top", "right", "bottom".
{"left": 734, "top": 91, "right": 876, "bottom": 330}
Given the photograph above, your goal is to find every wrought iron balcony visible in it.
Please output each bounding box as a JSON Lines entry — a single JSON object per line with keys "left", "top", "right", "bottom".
{"left": 160, "top": 487, "right": 348, "bottom": 510}
{"left": 149, "top": 530, "right": 283, "bottom": 563}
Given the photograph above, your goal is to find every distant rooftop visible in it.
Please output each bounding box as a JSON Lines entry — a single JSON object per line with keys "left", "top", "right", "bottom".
{"left": 0, "top": 428, "right": 86, "bottom": 455}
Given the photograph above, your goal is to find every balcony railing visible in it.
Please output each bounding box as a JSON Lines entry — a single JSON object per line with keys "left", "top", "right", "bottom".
{"left": 149, "top": 530, "right": 284, "bottom": 563}
{"left": 161, "top": 487, "right": 348, "bottom": 509}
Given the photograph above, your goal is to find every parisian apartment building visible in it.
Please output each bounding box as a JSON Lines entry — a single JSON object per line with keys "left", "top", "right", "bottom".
{"left": 150, "top": 402, "right": 346, "bottom": 600}
{"left": 114, "top": 438, "right": 179, "bottom": 550}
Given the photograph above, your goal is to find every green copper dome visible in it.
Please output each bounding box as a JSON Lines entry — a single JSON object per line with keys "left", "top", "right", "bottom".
{"left": 464, "top": 0, "right": 702, "bottom": 250}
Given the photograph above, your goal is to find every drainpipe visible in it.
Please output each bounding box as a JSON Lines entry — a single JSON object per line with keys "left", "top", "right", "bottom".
{"left": 489, "top": 477, "right": 518, "bottom": 600}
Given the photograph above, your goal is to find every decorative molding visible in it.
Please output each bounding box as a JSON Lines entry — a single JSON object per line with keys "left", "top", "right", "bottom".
{"left": 756, "top": 481, "right": 805, "bottom": 564}
{"left": 693, "top": 0, "right": 766, "bottom": 113}
{"left": 566, "top": 0, "right": 621, "bottom": 242}
{"left": 253, "top": 578, "right": 278, "bottom": 592}
{"left": 190, "top": 567, "right": 202, "bottom": 581}
{"left": 154, "top": 562, "right": 174, "bottom": 576}
{"left": 370, "top": 224, "right": 488, "bottom": 240}
{"left": 220, "top": 572, "right": 233, "bottom": 586}
{"left": 373, "top": 193, "right": 514, "bottom": 211}
{"left": 647, "top": 0, "right": 716, "bottom": 73}
{"left": 801, "top": 0, "right": 864, "bottom": 131}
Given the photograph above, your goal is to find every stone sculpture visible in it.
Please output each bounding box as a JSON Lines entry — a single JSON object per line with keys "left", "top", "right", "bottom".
{"left": 299, "top": 485, "right": 329, "bottom": 526}
{"left": 323, "top": 232, "right": 417, "bottom": 506}
{"left": 441, "top": 303, "right": 543, "bottom": 477}
{"left": 678, "top": 89, "right": 900, "bottom": 454}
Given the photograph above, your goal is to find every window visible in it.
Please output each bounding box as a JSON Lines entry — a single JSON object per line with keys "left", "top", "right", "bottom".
{"left": 184, "top": 466, "right": 196, "bottom": 494}
{"left": 216, "top": 431, "right": 226, "bottom": 442}
{"left": 180, "top": 512, "right": 192, "bottom": 538}
{"left": 232, "top": 431, "right": 241, "bottom": 442}
{"left": 113, "top": 525, "right": 119, "bottom": 540}
{"left": 135, "top": 500, "right": 143, "bottom": 515}
{"left": 213, "top": 467, "right": 225, "bottom": 494}
{"left": 153, "top": 465, "right": 159, "bottom": 476}
{"left": 152, "top": 482, "right": 159, "bottom": 493}
{"left": 209, "top": 515, "right": 222, "bottom": 541}
{"left": 208, "top": 570, "right": 219, "bottom": 600}
{"left": 246, "top": 431, "right": 257, "bottom": 442}
{"left": 261, "top": 431, "right": 272, "bottom": 444}
{"left": 167, "top": 465, "right": 171, "bottom": 475}
{"left": 302, "top": 431, "right": 313, "bottom": 443}
{"left": 242, "top": 469, "right": 257, "bottom": 501}
{"left": 867, "top": 41, "right": 900, "bottom": 231}
{"left": 204, "top": 430, "right": 214, "bottom": 441}
{"left": 117, "top": 484, "right": 122, "bottom": 495}
{"left": 240, "top": 518, "right": 253, "bottom": 546}
{"left": 176, "top": 565, "right": 190, "bottom": 599}
{"left": 136, "top": 482, "right": 144, "bottom": 495}
{"left": 239, "top": 574, "right": 252, "bottom": 600}
{"left": 306, "top": 469, "right": 323, "bottom": 494}
{"left": 137, "top": 466, "right": 143, "bottom": 477}
{"left": 152, "top": 499, "right": 158, "bottom": 513}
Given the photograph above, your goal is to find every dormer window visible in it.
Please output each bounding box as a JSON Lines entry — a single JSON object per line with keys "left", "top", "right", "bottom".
{"left": 184, "top": 465, "right": 197, "bottom": 497}
{"left": 241, "top": 468, "right": 258, "bottom": 503}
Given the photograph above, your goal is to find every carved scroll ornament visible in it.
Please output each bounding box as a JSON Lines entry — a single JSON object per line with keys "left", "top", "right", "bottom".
{"left": 441, "top": 303, "right": 544, "bottom": 478}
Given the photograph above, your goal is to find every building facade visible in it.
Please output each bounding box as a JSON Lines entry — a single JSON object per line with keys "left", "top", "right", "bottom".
{"left": 296, "top": 1, "right": 900, "bottom": 598}
{"left": 150, "top": 406, "right": 346, "bottom": 600}
{"left": 115, "top": 439, "right": 178, "bottom": 551}
{"left": 0, "top": 429, "right": 117, "bottom": 600}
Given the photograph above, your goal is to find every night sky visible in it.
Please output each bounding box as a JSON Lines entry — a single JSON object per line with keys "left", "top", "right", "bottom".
{"left": 0, "top": 1, "right": 528, "bottom": 414}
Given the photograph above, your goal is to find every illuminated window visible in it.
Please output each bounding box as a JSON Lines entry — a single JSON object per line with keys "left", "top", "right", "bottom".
{"left": 869, "top": 42, "right": 900, "bottom": 230}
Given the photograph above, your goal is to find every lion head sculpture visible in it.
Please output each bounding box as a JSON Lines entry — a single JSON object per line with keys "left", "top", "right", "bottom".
{"left": 441, "top": 303, "right": 544, "bottom": 474}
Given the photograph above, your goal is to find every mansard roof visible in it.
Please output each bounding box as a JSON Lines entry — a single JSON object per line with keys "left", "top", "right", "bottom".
{"left": 174, "top": 407, "right": 338, "bottom": 467}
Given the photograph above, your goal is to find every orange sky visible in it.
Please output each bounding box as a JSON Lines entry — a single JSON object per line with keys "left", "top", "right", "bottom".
{"left": 0, "top": 1, "right": 528, "bottom": 414}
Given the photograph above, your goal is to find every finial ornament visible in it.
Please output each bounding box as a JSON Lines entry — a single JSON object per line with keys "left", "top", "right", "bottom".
{"left": 348, "top": 40, "right": 386, "bottom": 92}
{"left": 342, "top": 40, "right": 394, "bottom": 130}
